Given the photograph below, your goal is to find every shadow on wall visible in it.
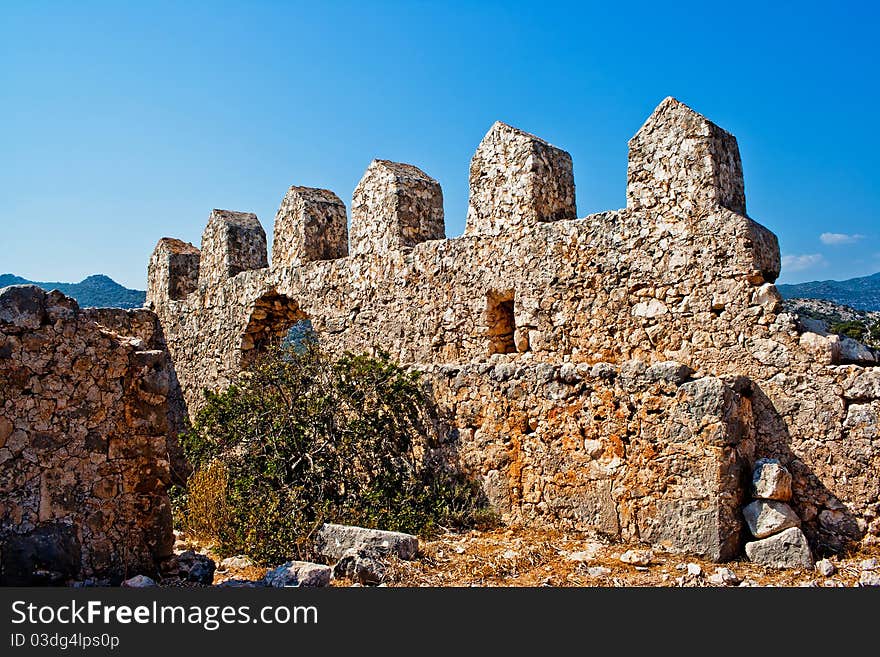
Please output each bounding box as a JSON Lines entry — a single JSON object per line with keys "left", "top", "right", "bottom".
{"left": 747, "top": 383, "right": 862, "bottom": 555}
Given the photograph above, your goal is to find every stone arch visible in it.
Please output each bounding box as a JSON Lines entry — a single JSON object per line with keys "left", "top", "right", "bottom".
{"left": 239, "top": 291, "right": 310, "bottom": 367}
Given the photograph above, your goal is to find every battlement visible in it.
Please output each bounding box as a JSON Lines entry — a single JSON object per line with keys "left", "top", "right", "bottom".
{"left": 144, "top": 96, "right": 880, "bottom": 561}
{"left": 627, "top": 97, "right": 746, "bottom": 217}
{"left": 465, "top": 121, "right": 576, "bottom": 236}
{"left": 197, "top": 209, "right": 268, "bottom": 292}
{"left": 149, "top": 97, "right": 760, "bottom": 282}
{"left": 272, "top": 186, "right": 348, "bottom": 268}
{"left": 147, "top": 237, "right": 200, "bottom": 307}
{"left": 350, "top": 159, "right": 445, "bottom": 255}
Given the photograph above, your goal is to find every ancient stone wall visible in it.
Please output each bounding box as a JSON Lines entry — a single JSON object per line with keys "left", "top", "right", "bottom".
{"left": 80, "top": 306, "right": 190, "bottom": 484}
{"left": 425, "top": 360, "right": 752, "bottom": 561}
{"left": 0, "top": 286, "right": 174, "bottom": 584}
{"left": 147, "top": 97, "right": 880, "bottom": 557}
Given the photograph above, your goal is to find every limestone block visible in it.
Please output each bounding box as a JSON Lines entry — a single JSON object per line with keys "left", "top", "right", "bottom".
{"left": 315, "top": 523, "right": 418, "bottom": 562}
{"left": 627, "top": 96, "right": 745, "bottom": 217}
{"left": 147, "top": 238, "right": 200, "bottom": 305}
{"left": 350, "top": 160, "right": 444, "bottom": 255}
{"left": 332, "top": 547, "right": 387, "bottom": 585}
{"left": 751, "top": 458, "right": 792, "bottom": 501}
{"left": 465, "top": 121, "right": 575, "bottom": 236}
{"left": 743, "top": 500, "right": 800, "bottom": 538}
{"left": 272, "top": 186, "right": 348, "bottom": 268}
{"left": 745, "top": 526, "right": 813, "bottom": 569}
{"left": 265, "top": 561, "right": 332, "bottom": 587}
{"left": 197, "top": 209, "right": 267, "bottom": 291}
{"left": 839, "top": 335, "right": 876, "bottom": 364}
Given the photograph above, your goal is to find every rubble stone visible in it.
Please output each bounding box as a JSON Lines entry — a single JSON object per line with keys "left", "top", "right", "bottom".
{"left": 743, "top": 500, "right": 801, "bottom": 539}
{"left": 751, "top": 458, "right": 793, "bottom": 502}
{"left": 745, "top": 527, "right": 813, "bottom": 569}
{"left": 265, "top": 561, "right": 331, "bottom": 588}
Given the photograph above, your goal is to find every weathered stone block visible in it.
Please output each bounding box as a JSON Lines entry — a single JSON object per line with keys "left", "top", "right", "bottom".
{"left": 147, "top": 238, "right": 200, "bottom": 305}
{"left": 751, "top": 458, "right": 792, "bottom": 501}
{"left": 743, "top": 500, "right": 800, "bottom": 538}
{"left": 745, "top": 526, "right": 813, "bottom": 569}
{"left": 197, "top": 209, "right": 267, "bottom": 291}
{"left": 350, "top": 160, "right": 444, "bottom": 255}
{"left": 265, "top": 561, "right": 331, "bottom": 587}
{"left": 627, "top": 96, "right": 745, "bottom": 217}
{"left": 845, "top": 371, "right": 880, "bottom": 400}
{"left": 332, "top": 547, "right": 387, "bottom": 585}
{"left": 0, "top": 285, "right": 48, "bottom": 329}
{"left": 465, "top": 121, "right": 575, "bottom": 236}
{"left": 315, "top": 523, "right": 418, "bottom": 562}
{"left": 626, "top": 376, "right": 749, "bottom": 562}
{"left": 272, "top": 186, "right": 348, "bottom": 268}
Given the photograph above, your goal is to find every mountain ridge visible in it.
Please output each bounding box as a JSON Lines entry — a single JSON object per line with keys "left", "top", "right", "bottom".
{"left": 0, "top": 273, "right": 146, "bottom": 309}
{"left": 777, "top": 271, "right": 880, "bottom": 312}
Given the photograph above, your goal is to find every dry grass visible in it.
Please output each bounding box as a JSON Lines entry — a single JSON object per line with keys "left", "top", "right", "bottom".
{"left": 177, "top": 526, "right": 880, "bottom": 588}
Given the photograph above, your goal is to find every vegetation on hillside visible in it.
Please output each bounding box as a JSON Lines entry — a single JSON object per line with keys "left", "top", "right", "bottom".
{"left": 0, "top": 273, "right": 145, "bottom": 308}
{"left": 173, "top": 339, "right": 492, "bottom": 564}
{"left": 785, "top": 297, "right": 880, "bottom": 350}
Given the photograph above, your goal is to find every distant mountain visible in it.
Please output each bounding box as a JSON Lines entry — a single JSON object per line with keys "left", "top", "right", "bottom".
{"left": 777, "top": 272, "right": 880, "bottom": 312}
{"left": 0, "top": 274, "right": 146, "bottom": 309}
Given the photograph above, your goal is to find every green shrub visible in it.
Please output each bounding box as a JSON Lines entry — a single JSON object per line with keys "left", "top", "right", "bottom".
{"left": 176, "top": 342, "right": 492, "bottom": 564}
{"left": 829, "top": 320, "right": 867, "bottom": 341}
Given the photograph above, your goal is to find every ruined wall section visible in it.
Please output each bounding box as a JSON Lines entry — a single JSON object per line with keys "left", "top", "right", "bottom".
{"left": 148, "top": 97, "right": 880, "bottom": 554}
{"left": 424, "top": 360, "right": 751, "bottom": 561}
{"left": 80, "top": 307, "right": 190, "bottom": 484}
{"left": 0, "top": 286, "right": 174, "bottom": 584}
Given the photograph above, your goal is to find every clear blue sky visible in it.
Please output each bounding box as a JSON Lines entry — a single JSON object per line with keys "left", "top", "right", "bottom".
{"left": 2, "top": 1, "right": 878, "bottom": 289}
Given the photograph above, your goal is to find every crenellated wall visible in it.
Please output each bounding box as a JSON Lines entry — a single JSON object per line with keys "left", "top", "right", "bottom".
{"left": 147, "top": 97, "right": 880, "bottom": 558}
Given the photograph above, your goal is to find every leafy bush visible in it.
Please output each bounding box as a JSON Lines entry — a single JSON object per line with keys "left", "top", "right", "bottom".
{"left": 176, "top": 341, "right": 492, "bottom": 564}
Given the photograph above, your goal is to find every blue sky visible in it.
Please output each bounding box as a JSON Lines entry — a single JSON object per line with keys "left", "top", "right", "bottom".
{"left": 2, "top": 1, "right": 878, "bottom": 289}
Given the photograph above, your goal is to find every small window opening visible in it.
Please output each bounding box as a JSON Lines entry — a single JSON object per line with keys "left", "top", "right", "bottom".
{"left": 486, "top": 290, "right": 516, "bottom": 355}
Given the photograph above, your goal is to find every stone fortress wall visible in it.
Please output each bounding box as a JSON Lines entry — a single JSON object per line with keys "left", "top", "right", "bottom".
{"left": 0, "top": 287, "right": 174, "bottom": 584}
{"left": 147, "top": 98, "right": 880, "bottom": 560}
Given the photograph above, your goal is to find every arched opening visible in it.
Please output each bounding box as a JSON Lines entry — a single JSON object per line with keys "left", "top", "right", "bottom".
{"left": 239, "top": 292, "right": 312, "bottom": 368}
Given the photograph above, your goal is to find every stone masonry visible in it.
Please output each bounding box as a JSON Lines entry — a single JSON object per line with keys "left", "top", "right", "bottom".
{"left": 0, "top": 286, "right": 174, "bottom": 584}
{"left": 350, "top": 160, "right": 445, "bottom": 255}
{"left": 273, "top": 186, "right": 349, "bottom": 267}
{"left": 147, "top": 97, "right": 880, "bottom": 560}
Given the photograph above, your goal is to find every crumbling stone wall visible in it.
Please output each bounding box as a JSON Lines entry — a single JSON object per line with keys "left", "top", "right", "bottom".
{"left": 147, "top": 97, "right": 880, "bottom": 557}
{"left": 80, "top": 306, "right": 189, "bottom": 484}
{"left": 0, "top": 286, "right": 174, "bottom": 584}
{"left": 424, "top": 360, "right": 752, "bottom": 561}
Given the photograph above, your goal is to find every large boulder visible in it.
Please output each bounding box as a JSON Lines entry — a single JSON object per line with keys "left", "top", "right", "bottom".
{"left": 315, "top": 524, "right": 418, "bottom": 562}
